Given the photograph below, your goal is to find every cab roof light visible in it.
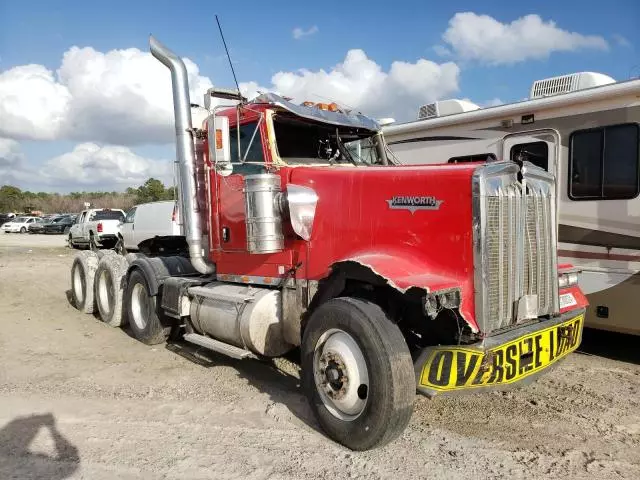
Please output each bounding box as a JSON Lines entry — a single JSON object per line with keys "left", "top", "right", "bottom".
{"left": 301, "top": 100, "right": 342, "bottom": 112}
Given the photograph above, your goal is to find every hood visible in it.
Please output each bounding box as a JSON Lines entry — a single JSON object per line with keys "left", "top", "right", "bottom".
{"left": 287, "top": 163, "right": 480, "bottom": 325}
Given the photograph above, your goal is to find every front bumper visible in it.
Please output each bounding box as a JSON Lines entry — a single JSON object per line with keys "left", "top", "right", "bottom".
{"left": 2, "top": 226, "right": 19, "bottom": 232}
{"left": 414, "top": 309, "right": 585, "bottom": 397}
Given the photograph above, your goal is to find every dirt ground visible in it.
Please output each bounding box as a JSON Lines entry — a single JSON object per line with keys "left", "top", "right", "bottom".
{"left": 0, "top": 233, "right": 639, "bottom": 480}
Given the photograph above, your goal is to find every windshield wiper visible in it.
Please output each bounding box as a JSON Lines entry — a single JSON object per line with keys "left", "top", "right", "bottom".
{"left": 335, "top": 128, "right": 357, "bottom": 166}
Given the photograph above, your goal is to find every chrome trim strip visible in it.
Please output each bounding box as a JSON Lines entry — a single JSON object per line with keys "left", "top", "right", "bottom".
{"left": 216, "top": 273, "right": 282, "bottom": 286}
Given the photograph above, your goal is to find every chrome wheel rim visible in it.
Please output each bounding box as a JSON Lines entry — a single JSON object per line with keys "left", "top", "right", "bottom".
{"left": 72, "top": 266, "right": 83, "bottom": 303}
{"left": 313, "top": 328, "right": 369, "bottom": 421}
{"left": 130, "top": 283, "right": 148, "bottom": 330}
{"left": 97, "top": 270, "right": 113, "bottom": 316}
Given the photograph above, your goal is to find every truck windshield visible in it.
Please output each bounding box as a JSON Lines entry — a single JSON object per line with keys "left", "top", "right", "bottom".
{"left": 90, "top": 210, "right": 125, "bottom": 221}
{"left": 273, "top": 114, "right": 383, "bottom": 166}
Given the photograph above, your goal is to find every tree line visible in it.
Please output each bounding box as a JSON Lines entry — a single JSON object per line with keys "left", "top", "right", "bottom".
{"left": 0, "top": 178, "right": 176, "bottom": 214}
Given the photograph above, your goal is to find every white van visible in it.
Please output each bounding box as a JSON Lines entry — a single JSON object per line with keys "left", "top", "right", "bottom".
{"left": 119, "top": 201, "right": 181, "bottom": 250}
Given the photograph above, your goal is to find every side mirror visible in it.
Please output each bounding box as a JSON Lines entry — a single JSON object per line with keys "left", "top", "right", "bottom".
{"left": 208, "top": 114, "right": 233, "bottom": 176}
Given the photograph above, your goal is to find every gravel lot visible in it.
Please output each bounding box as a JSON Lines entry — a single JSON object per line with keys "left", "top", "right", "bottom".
{"left": 0, "top": 233, "right": 639, "bottom": 479}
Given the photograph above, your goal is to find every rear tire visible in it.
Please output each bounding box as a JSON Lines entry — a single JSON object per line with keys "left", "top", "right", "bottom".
{"left": 125, "top": 269, "right": 167, "bottom": 345}
{"left": 89, "top": 233, "right": 98, "bottom": 251}
{"left": 94, "top": 254, "right": 129, "bottom": 327}
{"left": 68, "top": 234, "right": 79, "bottom": 249}
{"left": 301, "top": 297, "right": 416, "bottom": 451}
{"left": 70, "top": 251, "right": 100, "bottom": 314}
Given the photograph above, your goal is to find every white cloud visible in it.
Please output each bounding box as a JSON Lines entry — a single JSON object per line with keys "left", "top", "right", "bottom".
{"left": 0, "top": 138, "right": 24, "bottom": 168}
{"left": 0, "top": 138, "right": 35, "bottom": 186}
{"left": 432, "top": 45, "right": 452, "bottom": 57}
{"left": 442, "top": 12, "right": 608, "bottom": 65}
{"left": 1, "top": 43, "right": 458, "bottom": 145}
{"left": 0, "top": 65, "right": 71, "bottom": 140}
{"left": 0, "top": 46, "right": 212, "bottom": 145}
{"left": 482, "top": 97, "right": 503, "bottom": 107}
{"left": 42, "top": 143, "right": 173, "bottom": 188}
{"left": 0, "top": 138, "right": 173, "bottom": 191}
{"left": 293, "top": 26, "right": 319, "bottom": 40}
{"left": 612, "top": 34, "right": 631, "bottom": 48}
{"left": 242, "top": 49, "right": 460, "bottom": 121}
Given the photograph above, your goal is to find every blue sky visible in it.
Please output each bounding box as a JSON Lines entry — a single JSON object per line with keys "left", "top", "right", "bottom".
{"left": 0, "top": 0, "right": 638, "bottom": 191}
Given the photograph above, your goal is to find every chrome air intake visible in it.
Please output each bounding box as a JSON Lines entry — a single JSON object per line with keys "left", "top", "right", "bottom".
{"left": 473, "top": 161, "right": 559, "bottom": 333}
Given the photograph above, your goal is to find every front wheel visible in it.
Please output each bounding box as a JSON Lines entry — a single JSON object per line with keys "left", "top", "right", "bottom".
{"left": 301, "top": 297, "right": 416, "bottom": 451}
{"left": 20, "top": 227, "right": 26, "bottom": 233}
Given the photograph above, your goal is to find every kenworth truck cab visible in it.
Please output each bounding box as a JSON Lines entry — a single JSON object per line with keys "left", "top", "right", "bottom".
{"left": 68, "top": 36, "right": 587, "bottom": 451}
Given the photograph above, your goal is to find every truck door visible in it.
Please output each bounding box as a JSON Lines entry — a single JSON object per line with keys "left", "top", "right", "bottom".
{"left": 214, "top": 118, "right": 268, "bottom": 252}
{"left": 71, "top": 211, "right": 86, "bottom": 241}
{"left": 121, "top": 207, "right": 136, "bottom": 249}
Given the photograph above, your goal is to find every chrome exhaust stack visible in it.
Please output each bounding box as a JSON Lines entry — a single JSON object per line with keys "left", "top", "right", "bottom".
{"left": 149, "top": 35, "right": 215, "bottom": 275}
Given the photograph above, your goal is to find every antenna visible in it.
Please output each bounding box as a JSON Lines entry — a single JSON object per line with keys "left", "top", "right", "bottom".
{"left": 215, "top": 15, "right": 241, "bottom": 100}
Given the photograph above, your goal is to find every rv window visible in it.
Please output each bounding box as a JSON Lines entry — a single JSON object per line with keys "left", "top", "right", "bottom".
{"left": 569, "top": 124, "right": 640, "bottom": 200}
{"left": 448, "top": 153, "right": 496, "bottom": 164}
{"left": 510, "top": 142, "right": 548, "bottom": 170}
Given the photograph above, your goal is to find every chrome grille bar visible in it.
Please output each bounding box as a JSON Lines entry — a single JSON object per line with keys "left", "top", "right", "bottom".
{"left": 473, "top": 161, "right": 559, "bottom": 334}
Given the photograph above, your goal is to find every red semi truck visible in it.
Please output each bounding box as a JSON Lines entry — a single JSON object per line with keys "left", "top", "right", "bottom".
{"left": 69, "top": 36, "right": 588, "bottom": 450}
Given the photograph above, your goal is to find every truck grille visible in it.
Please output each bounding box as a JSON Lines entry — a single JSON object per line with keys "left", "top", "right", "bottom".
{"left": 474, "top": 162, "right": 558, "bottom": 333}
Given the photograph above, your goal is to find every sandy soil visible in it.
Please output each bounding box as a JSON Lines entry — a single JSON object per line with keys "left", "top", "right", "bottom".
{"left": 0, "top": 234, "right": 639, "bottom": 479}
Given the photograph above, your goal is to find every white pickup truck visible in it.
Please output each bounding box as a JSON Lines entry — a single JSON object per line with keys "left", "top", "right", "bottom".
{"left": 68, "top": 208, "right": 126, "bottom": 249}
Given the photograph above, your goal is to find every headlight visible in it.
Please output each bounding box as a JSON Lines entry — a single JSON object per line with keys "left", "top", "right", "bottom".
{"left": 558, "top": 272, "right": 579, "bottom": 288}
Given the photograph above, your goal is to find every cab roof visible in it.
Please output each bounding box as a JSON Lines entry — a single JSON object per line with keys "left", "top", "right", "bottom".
{"left": 218, "top": 93, "right": 381, "bottom": 133}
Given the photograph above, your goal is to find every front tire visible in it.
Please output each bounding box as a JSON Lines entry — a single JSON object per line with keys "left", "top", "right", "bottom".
{"left": 94, "top": 254, "right": 129, "bottom": 327}
{"left": 70, "top": 251, "right": 100, "bottom": 314}
{"left": 125, "top": 269, "right": 167, "bottom": 345}
{"left": 301, "top": 297, "right": 416, "bottom": 451}
{"left": 20, "top": 227, "right": 26, "bottom": 233}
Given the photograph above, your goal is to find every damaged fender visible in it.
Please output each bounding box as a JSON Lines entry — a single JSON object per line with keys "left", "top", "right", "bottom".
{"left": 330, "top": 251, "right": 477, "bottom": 331}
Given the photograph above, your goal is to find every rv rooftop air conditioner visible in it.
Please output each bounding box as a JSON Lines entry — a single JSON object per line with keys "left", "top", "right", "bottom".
{"left": 417, "top": 99, "right": 480, "bottom": 120}
{"left": 529, "top": 72, "right": 615, "bottom": 99}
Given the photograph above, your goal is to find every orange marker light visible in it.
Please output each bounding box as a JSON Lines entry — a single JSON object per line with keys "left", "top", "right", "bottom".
{"left": 215, "top": 129, "right": 223, "bottom": 149}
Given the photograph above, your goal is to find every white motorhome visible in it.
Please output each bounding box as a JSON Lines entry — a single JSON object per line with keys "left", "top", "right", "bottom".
{"left": 383, "top": 72, "right": 640, "bottom": 336}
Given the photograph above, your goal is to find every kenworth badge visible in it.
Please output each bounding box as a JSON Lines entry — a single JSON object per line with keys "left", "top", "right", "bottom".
{"left": 386, "top": 196, "right": 444, "bottom": 213}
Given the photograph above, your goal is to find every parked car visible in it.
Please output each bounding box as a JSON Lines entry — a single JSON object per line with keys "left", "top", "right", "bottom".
{"left": 69, "top": 208, "right": 125, "bottom": 249}
{"left": 119, "top": 201, "right": 181, "bottom": 251}
{"left": 28, "top": 217, "right": 56, "bottom": 234}
{"left": 43, "top": 215, "right": 75, "bottom": 234}
{"left": 0, "top": 213, "right": 16, "bottom": 226}
{"left": 1, "top": 216, "right": 39, "bottom": 233}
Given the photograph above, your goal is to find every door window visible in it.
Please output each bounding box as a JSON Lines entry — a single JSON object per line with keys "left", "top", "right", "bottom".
{"left": 125, "top": 207, "right": 137, "bottom": 223}
{"left": 569, "top": 124, "right": 640, "bottom": 200}
{"left": 510, "top": 141, "right": 549, "bottom": 170}
{"left": 229, "top": 121, "right": 266, "bottom": 175}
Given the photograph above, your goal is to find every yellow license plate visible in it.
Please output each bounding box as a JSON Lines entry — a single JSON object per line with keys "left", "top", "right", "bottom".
{"left": 417, "top": 314, "right": 584, "bottom": 394}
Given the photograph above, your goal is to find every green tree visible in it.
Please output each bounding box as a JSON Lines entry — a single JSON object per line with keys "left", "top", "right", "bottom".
{"left": 0, "top": 185, "right": 23, "bottom": 211}
{"left": 135, "top": 178, "right": 168, "bottom": 203}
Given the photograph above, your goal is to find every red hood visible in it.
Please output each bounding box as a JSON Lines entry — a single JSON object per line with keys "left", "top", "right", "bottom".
{"left": 287, "top": 163, "right": 479, "bottom": 328}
